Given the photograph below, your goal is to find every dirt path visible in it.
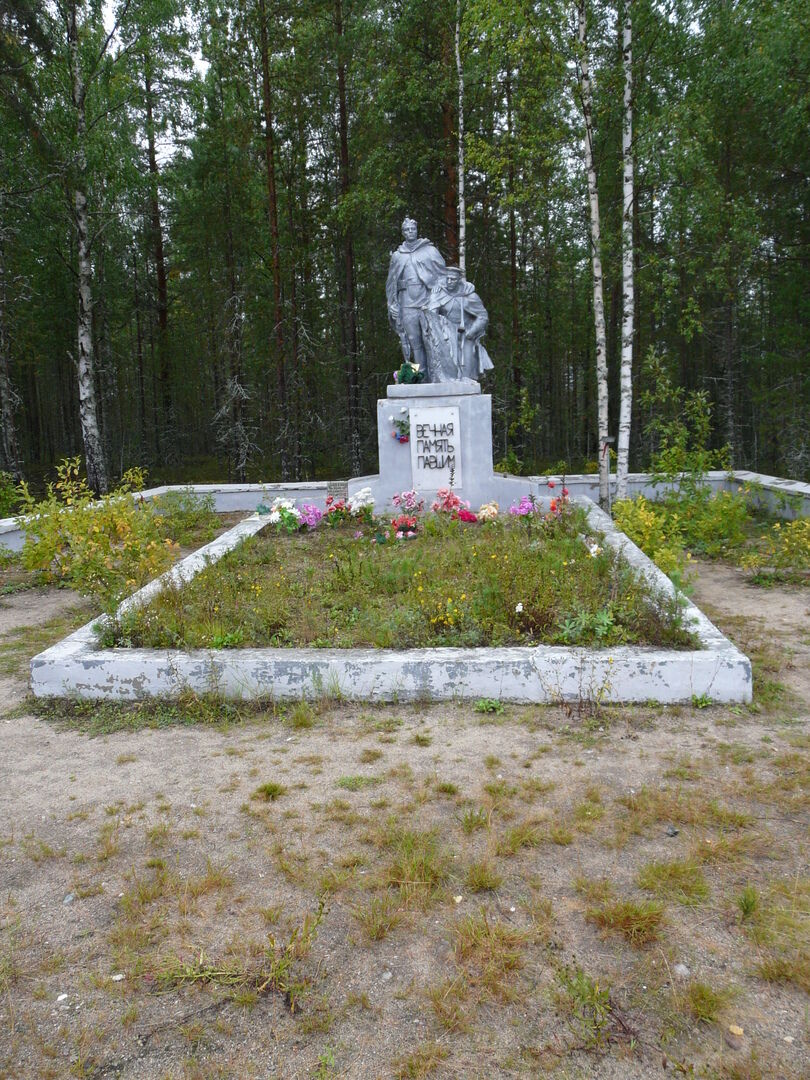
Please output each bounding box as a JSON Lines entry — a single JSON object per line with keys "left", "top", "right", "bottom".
{"left": 690, "top": 559, "right": 810, "bottom": 703}
{"left": 0, "top": 586, "right": 92, "bottom": 715}
{"left": 0, "top": 569, "right": 807, "bottom": 1080}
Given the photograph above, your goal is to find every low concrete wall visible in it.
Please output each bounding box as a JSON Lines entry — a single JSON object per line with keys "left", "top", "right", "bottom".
{"left": 3, "top": 470, "right": 805, "bottom": 554}
{"left": 29, "top": 496, "right": 751, "bottom": 705}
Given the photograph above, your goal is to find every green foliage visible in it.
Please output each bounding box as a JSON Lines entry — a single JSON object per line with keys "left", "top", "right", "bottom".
{"left": 0, "top": 473, "right": 19, "bottom": 518}
{"left": 474, "top": 698, "right": 504, "bottom": 715}
{"left": 554, "top": 966, "right": 612, "bottom": 1048}
{"left": 741, "top": 518, "right": 810, "bottom": 575}
{"left": 106, "top": 508, "right": 691, "bottom": 651}
{"left": 641, "top": 351, "right": 730, "bottom": 495}
{"left": 494, "top": 449, "right": 523, "bottom": 476}
{"left": 15, "top": 458, "right": 219, "bottom": 610}
{"left": 623, "top": 487, "right": 749, "bottom": 569}
{"left": 736, "top": 885, "right": 760, "bottom": 921}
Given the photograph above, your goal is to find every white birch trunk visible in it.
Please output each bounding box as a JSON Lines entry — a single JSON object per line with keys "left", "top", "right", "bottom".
{"left": 455, "top": 0, "right": 466, "bottom": 274}
{"left": 616, "top": 2, "right": 634, "bottom": 501}
{"left": 68, "top": 1, "right": 108, "bottom": 495}
{"left": 578, "top": 0, "right": 609, "bottom": 508}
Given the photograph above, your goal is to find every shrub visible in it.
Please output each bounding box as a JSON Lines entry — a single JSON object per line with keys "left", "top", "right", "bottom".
{"left": 614, "top": 487, "right": 752, "bottom": 575}
{"left": 741, "top": 517, "right": 810, "bottom": 574}
{"left": 0, "top": 471, "right": 18, "bottom": 518}
{"left": 613, "top": 496, "right": 686, "bottom": 577}
{"left": 16, "top": 457, "right": 217, "bottom": 610}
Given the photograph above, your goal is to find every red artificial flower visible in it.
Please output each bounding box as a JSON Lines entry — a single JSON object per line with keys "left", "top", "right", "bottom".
{"left": 550, "top": 499, "right": 558, "bottom": 513}
{"left": 326, "top": 496, "right": 334, "bottom": 506}
{"left": 456, "top": 508, "right": 478, "bottom": 523}
{"left": 548, "top": 480, "right": 556, "bottom": 489}
{"left": 562, "top": 486, "right": 569, "bottom": 497}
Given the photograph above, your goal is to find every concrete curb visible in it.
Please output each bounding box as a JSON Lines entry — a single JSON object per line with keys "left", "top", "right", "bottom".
{"left": 29, "top": 497, "right": 751, "bottom": 705}
{"left": 3, "top": 469, "right": 807, "bottom": 553}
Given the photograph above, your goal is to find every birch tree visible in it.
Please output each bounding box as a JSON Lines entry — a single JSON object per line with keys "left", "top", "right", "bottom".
{"left": 65, "top": 0, "right": 108, "bottom": 494}
{"left": 577, "top": 0, "right": 609, "bottom": 508}
{"left": 257, "top": 0, "right": 288, "bottom": 477}
{"left": 615, "top": 0, "right": 633, "bottom": 500}
{"left": 455, "top": 0, "right": 466, "bottom": 274}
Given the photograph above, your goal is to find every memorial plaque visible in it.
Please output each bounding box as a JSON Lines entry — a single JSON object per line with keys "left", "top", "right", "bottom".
{"left": 409, "top": 406, "right": 461, "bottom": 491}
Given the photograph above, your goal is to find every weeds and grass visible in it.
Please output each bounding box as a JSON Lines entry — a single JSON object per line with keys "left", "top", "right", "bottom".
{"left": 252, "top": 781, "right": 287, "bottom": 802}
{"left": 554, "top": 965, "right": 612, "bottom": 1048}
{"left": 360, "top": 748, "right": 384, "bottom": 764}
{"left": 744, "top": 876, "right": 810, "bottom": 993}
{"left": 574, "top": 877, "right": 615, "bottom": 904}
{"left": 286, "top": 700, "right": 316, "bottom": 730}
{"left": 464, "top": 860, "right": 503, "bottom": 893}
{"left": 157, "top": 899, "right": 324, "bottom": 1012}
{"left": 0, "top": 607, "right": 94, "bottom": 679}
{"left": 392, "top": 1041, "right": 449, "bottom": 1079}
{"left": 352, "top": 894, "right": 403, "bottom": 941}
{"left": 684, "top": 980, "right": 731, "bottom": 1023}
{"left": 474, "top": 698, "right": 504, "bottom": 715}
{"left": 495, "top": 819, "right": 544, "bottom": 856}
{"left": 614, "top": 477, "right": 808, "bottom": 586}
{"left": 460, "top": 806, "right": 489, "bottom": 834}
{"left": 452, "top": 910, "right": 527, "bottom": 1000}
{"left": 102, "top": 509, "right": 693, "bottom": 651}
{"left": 637, "top": 859, "right": 710, "bottom": 905}
{"left": 383, "top": 825, "right": 449, "bottom": 907}
{"left": 35, "top": 692, "right": 276, "bottom": 736}
{"left": 736, "top": 885, "right": 760, "bottom": 921}
{"left": 427, "top": 977, "right": 471, "bottom": 1032}
{"left": 336, "top": 775, "right": 380, "bottom": 792}
{"left": 586, "top": 897, "right": 665, "bottom": 946}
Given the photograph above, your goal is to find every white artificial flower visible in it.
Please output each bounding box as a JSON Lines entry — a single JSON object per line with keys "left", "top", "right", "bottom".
{"left": 351, "top": 486, "right": 375, "bottom": 511}
{"left": 515, "top": 602, "right": 523, "bottom": 614}
{"left": 400, "top": 406, "right": 407, "bottom": 413}
{"left": 388, "top": 414, "right": 394, "bottom": 422}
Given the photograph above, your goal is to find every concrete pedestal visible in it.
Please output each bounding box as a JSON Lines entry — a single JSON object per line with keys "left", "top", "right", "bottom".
{"left": 366, "top": 381, "right": 501, "bottom": 508}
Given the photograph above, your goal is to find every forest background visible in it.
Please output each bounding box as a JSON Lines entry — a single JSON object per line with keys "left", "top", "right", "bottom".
{"left": 1, "top": 0, "right": 808, "bottom": 492}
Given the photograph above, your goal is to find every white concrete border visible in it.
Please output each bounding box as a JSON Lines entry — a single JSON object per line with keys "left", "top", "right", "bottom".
{"left": 29, "top": 497, "right": 751, "bottom": 705}
{"left": 3, "top": 469, "right": 807, "bottom": 554}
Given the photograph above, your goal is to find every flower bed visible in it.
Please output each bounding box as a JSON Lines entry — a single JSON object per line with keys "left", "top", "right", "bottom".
{"left": 101, "top": 491, "right": 693, "bottom": 652}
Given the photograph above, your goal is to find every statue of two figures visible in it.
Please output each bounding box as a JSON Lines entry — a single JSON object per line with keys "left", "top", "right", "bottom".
{"left": 385, "top": 217, "right": 493, "bottom": 384}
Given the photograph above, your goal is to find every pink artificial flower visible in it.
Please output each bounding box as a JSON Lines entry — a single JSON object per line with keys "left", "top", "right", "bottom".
{"left": 562, "top": 486, "right": 569, "bottom": 497}
{"left": 548, "top": 480, "right": 556, "bottom": 489}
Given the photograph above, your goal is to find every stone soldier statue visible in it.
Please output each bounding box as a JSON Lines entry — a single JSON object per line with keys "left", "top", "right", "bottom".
{"left": 425, "top": 265, "right": 493, "bottom": 381}
{"left": 385, "top": 217, "right": 447, "bottom": 373}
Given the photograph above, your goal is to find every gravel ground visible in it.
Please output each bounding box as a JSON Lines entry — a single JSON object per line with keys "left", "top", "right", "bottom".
{"left": 0, "top": 561, "right": 807, "bottom": 1079}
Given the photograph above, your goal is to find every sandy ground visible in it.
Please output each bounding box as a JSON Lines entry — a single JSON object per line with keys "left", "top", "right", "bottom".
{"left": 0, "top": 562, "right": 807, "bottom": 1080}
